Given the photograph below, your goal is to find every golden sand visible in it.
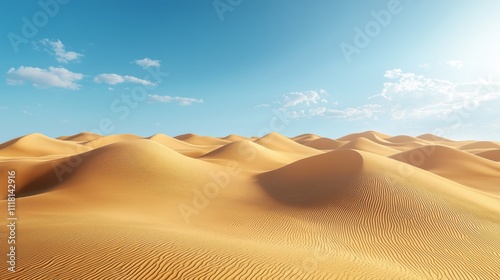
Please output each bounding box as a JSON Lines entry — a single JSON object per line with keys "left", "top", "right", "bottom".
{"left": 1, "top": 131, "right": 499, "bottom": 279}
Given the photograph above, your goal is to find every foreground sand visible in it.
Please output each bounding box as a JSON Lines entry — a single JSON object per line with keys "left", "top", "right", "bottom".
{"left": 1, "top": 131, "right": 499, "bottom": 279}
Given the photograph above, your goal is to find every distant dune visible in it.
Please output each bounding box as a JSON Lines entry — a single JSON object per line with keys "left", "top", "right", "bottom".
{"left": 57, "top": 132, "right": 102, "bottom": 142}
{"left": 0, "top": 133, "right": 91, "bottom": 157}
{"left": 1, "top": 131, "right": 499, "bottom": 279}
{"left": 338, "top": 136, "right": 400, "bottom": 156}
{"left": 476, "top": 149, "right": 500, "bottom": 162}
{"left": 416, "top": 133, "right": 451, "bottom": 142}
{"left": 303, "top": 137, "right": 345, "bottom": 150}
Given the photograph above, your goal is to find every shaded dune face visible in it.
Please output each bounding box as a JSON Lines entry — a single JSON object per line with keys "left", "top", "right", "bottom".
{"left": 476, "top": 149, "right": 500, "bottom": 161}
{"left": 10, "top": 160, "right": 65, "bottom": 198}
{"left": 258, "top": 150, "right": 364, "bottom": 206}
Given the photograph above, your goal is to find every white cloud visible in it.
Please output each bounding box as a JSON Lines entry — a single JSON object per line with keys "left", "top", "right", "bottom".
{"left": 148, "top": 94, "right": 203, "bottom": 106}
{"left": 280, "top": 104, "right": 382, "bottom": 121}
{"left": 446, "top": 60, "right": 463, "bottom": 69}
{"left": 7, "top": 66, "right": 83, "bottom": 90}
{"left": 40, "top": 39, "right": 83, "bottom": 63}
{"left": 134, "top": 58, "right": 160, "bottom": 68}
{"left": 282, "top": 90, "right": 328, "bottom": 107}
{"left": 271, "top": 89, "right": 381, "bottom": 121}
{"left": 93, "top": 73, "right": 155, "bottom": 86}
{"left": 256, "top": 103, "right": 270, "bottom": 108}
{"left": 264, "top": 71, "right": 500, "bottom": 127}
{"left": 306, "top": 104, "right": 382, "bottom": 120}
{"left": 377, "top": 69, "right": 500, "bottom": 121}
{"left": 380, "top": 68, "right": 455, "bottom": 100}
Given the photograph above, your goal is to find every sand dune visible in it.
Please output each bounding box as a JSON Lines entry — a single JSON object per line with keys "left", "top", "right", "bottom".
{"left": 337, "top": 130, "right": 391, "bottom": 141}
{"left": 391, "top": 145, "right": 500, "bottom": 195}
{"left": 459, "top": 140, "right": 500, "bottom": 150}
{"left": 476, "top": 149, "right": 500, "bottom": 162}
{"left": 416, "top": 133, "right": 451, "bottom": 141}
{"left": 175, "top": 133, "right": 230, "bottom": 146}
{"left": 57, "top": 132, "right": 102, "bottom": 142}
{"left": 148, "top": 133, "right": 214, "bottom": 157}
{"left": 80, "top": 133, "right": 143, "bottom": 148}
{"left": 148, "top": 133, "right": 196, "bottom": 149}
{"left": 254, "top": 132, "right": 322, "bottom": 156}
{"left": 386, "top": 135, "right": 428, "bottom": 144}
{"left": 336, "top": 131, "right": 419, "bottom": 151}
{"left": 291, "top": 133, "right": 322, "bottom": 144}
{"left": 0, "top": 157, "right": 70, "bottom": 198}
{"left": 303, "top": 137, "right": 345, "bottom": 150}
{"left": 0, "top": 133, "right": 91, "bottom": 157}
{"left": 1, "top": 131, "right": 499, "bottom": 279}
{"left": 258, "top": 149, "right": 364, "bottom": 205}
{"left": 199, "top": 140, "right": 299, "bottom": 171}
{"left": 338, "top": 137, "right": 400, "bottom": 156}
{"left": 222, "top": 134, "right": 251, "bottom": 142}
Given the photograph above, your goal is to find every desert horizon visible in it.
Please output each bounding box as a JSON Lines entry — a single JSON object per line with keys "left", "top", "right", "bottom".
{"left": 1, "top": 130, "right": 499, "bottom": 279}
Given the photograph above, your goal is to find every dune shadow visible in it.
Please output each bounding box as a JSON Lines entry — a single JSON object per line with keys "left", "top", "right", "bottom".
{"left": 256, "top": 150, "right": 364, "bottom": 207}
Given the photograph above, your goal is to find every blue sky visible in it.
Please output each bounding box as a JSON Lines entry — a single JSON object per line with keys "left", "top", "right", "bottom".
{"left": 1, "top": 0, "right": 500, "bottom": 141}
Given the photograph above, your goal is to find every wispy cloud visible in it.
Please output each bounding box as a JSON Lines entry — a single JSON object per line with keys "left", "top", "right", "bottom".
{"left": 40, "top": 39, "right": 83, "bottom": 63}
{"left": 379, "top": 68, "right": 455, "bottom": 100}
{"left": 307, "top": 104, "right": 382, "bottom": 120}
{"left": 134, "top": 58, "right": 160, "bottom": 69}
{"left": 7, "top": 66, "right": 83, "bottom": 90}
{"left": 376, "top": 69, "right": 500, "bottom": 120}
{"left": 281, "top": 89, "right": 328, "bottom": 107}
{"left": 148, "top": 94, "right": 203, "bottom": 106}
{"left": 261, "top": 69, "right": 500, "bottom": 131}
{"left": 267, "top": 89, "right": 379, "bottom": 121}
{"left": 93, "top": 73, "right": 155, "bottom": 86}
